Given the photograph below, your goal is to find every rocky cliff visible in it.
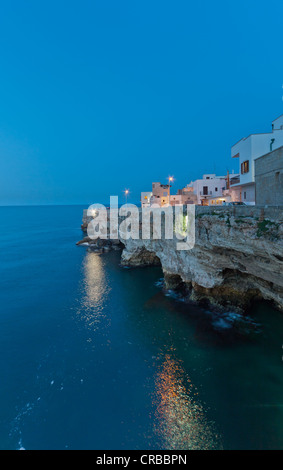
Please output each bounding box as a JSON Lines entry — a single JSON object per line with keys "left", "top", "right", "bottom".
{"left": 120, "top": 206, "right": 283, "bottom": 313}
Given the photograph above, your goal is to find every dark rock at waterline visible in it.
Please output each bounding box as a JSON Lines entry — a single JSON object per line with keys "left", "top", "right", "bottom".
{"left": 112, "top": 244, "right": 122, "bottom": 250}
{"left": 111, "top": 239, "right": 122, "bottom": 245}
{"left": 76, "top": 236, "right": 124, "bottom": 253}
{"left": 76, "top": 236, "right": 92, "bottom": 245}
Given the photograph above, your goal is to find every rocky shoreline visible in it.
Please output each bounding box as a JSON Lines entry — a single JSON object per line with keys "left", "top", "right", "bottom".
{"left": 78, "top": 206, "right": 283, "bottom": 313}
{"left": 76, "top": 236, "right": 124, "bottom": 253}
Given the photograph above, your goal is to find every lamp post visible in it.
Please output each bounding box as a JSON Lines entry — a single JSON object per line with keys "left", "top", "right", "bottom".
{"left": 168, "top": 176, "right": 174, "bottom": 205}
{"left": 124, "top": 189, "right": 129, "bottom": 205}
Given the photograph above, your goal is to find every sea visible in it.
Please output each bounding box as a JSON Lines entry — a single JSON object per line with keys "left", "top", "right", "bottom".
{"left": 0, "top": 205, "right": 282, "bottom": 450}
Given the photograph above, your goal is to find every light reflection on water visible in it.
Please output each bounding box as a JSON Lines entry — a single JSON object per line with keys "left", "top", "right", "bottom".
{"left": 152, "top": 349, "right": 222, "bottom": 450}
{"left": 1, "top": 206, "right": 282, "bottom": 450}
{"left": 79, "top": 253, "right": 222, "bottom": 449}
{"left": 77, "top": 252, "right": 111, "bottom": 330}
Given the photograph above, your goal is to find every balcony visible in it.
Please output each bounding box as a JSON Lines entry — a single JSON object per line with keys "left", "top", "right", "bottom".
{"left": 230, "top": 176, "right": 240, "bottom": 186}
{"left": 200, "top": 190, "right": 213, "bottom": 196}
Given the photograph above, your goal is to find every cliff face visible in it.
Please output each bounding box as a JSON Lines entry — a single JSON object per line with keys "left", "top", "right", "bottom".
{"left": 120, "top": 207, "right": 283, "bottom": 312}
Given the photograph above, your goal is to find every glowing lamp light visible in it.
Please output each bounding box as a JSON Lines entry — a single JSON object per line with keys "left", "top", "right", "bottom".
{"left": 124, "top": 189, "right": 130, "bottom": 203}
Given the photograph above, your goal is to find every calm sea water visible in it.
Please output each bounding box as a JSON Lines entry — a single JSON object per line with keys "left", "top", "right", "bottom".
{"left": 0, "top": 205, "right": 282, "bottom": 450}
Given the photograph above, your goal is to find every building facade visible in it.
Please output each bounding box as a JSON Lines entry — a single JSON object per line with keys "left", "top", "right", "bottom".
{"left": 255, "top": 145, "right": 283, "bottom": 205}
{"left": 174, "top": 186, "right": 198, "bottom": 205}
{"left": 141, "top": 183, "right": 198, "bottom": 207}
{"left": 141, "top": 191, "right": 152, "bottom": 208}
{"left": 189, "top": 174, "right": 228, "bottom": 206}
{"left": 151, "top": 182, "right": 170, "bottom": 206}
{"left": 230, "top": 114, "right": 283, "bottom": 204}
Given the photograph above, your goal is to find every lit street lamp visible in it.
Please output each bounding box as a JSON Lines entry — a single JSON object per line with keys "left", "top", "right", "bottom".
{"left": 168, "top": 176, "right": 174, "bottom": 203}
{"left": 124, "top": 189, "right": 129, "bottom": 204}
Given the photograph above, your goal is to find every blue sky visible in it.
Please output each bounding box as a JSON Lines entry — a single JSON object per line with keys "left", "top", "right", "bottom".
{"left": 0, "top": 0, "right": 283, "bottom": 205}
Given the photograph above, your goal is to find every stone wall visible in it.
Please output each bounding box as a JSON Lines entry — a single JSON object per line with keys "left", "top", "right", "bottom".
{"left": 255, "top": 146, "right": 283, "bottom": 206}
{"left": 194, "top": 205, "right": 283, "bottom": 222}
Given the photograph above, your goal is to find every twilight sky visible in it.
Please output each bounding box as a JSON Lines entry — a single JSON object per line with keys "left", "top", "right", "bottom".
{"left": 0, "top": 0, "right": 283, "bottom": 205}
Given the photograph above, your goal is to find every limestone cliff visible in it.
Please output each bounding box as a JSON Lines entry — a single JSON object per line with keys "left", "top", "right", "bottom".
{"left": 120, "top": 206, "right": 283, "bottom": 312}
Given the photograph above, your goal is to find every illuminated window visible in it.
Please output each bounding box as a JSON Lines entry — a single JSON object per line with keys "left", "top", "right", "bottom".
{"left": 241, "top": 160, "right": 249, "bottom": 174}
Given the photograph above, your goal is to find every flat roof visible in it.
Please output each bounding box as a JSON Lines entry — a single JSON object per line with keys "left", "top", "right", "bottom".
{"left": 231, "top": 131, "right": 274, "bottom": 148}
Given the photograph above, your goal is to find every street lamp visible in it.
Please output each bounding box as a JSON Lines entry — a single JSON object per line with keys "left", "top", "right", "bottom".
{"left": 124, "top": 189, "right": 129, "bottom": 204}
{"left": 168, "top": 176, "right": 174, "bottom": 204}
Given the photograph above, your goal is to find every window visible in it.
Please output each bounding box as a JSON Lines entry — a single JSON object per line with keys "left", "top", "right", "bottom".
{"left": 241, "top": 160, "right": 249, "bottom": 174}
{"left": 203, "top": 186, "right": 208, "bottom": 195}
{"left": 275, "top": 171, "right": 280, "bottom": 184}
{"left": 215, "top": 187, "right": 218, "bottom": 192}
{"left": 244, "top": 191, "right": 246, "bottom": 200}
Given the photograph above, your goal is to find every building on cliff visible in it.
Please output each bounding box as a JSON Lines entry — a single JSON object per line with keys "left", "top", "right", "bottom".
{"left": 141, "top": 176, "right": 231, "bottom": 207}
{"left": 141, "top": 191, "right": 153, "bottom": 208}
{"left": 151, "top": 182, "right": 171, "bottom": 206}
{"left": 229, "top": 114, "right": 283, "bottom": 205}
{"left": 174, "top": 186, "right": 198, "bottom": 205}
{"left": 255, "top": 145, "right": 283, "bottom": 205}
{"left": 188, "top": 174, "right": 229, "bottom": 206}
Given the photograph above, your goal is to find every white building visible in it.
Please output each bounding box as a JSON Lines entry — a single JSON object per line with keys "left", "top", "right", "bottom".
{"left": 189, "top": 174, "right": 228, "bottom": 206}
{"left": 141, "top": 191, "right": 152, "bottom": 208}
{"left": 230, "top": 114, "right": 283, "bottom": 204}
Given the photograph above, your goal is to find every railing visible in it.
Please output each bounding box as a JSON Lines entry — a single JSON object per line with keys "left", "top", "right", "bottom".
{"left": 230, "top": 177, "right": 240, "bottom": 185}
{"left": 200, "top": 191, "right": 213, "bottom": 196}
